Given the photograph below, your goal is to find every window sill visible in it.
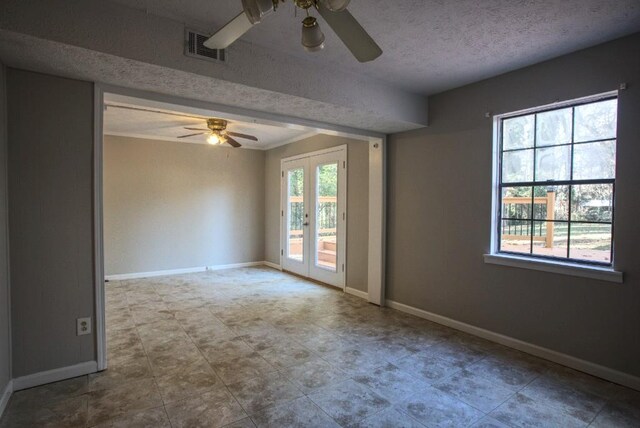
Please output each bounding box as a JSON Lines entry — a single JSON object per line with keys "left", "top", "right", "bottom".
{"left": 483, "top": 253, "right": 623, "bottom": 283}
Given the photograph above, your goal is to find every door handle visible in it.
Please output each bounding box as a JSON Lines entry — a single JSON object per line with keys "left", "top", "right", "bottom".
{"left": 303, "top": 222, "right": 309, "bottom": 226}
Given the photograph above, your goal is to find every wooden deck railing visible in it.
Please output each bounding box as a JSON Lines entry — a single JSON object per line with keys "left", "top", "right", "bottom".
{"left": 502, "top": 190, "right": 556, "bottom": 248}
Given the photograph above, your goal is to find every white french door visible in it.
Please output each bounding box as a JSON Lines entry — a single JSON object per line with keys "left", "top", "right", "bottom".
{"left": 281, "top": 146, "right": 347, "bottom": 289}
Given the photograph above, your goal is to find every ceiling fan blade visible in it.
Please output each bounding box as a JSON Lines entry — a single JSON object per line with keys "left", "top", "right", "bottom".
{"left": 177, "top": 132, "right": 205, "bottom": 138}
{"left": 204, "top": 11, "right": 254, "bottom": 49}
{"left": 226, "top": 131, "right": 258, "bottom": 141}
{"left": 317, "top": 5, "right": 382, "bottom": 63}
{"left": 225, "top": 136, "right": 242, "bottom": 148}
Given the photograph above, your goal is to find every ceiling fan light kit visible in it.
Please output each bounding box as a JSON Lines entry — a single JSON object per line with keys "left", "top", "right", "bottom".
{"left": 204, "top": 0, "right": 382, "bottom": 62}
{"left": 207, "top": 134, "right": 222, "bottom": 145}
{"left": 177, "top": 118, "right": 258, "bottom": 148}
{"left": 301, "top": 16, "right": 325, "bottom": 52}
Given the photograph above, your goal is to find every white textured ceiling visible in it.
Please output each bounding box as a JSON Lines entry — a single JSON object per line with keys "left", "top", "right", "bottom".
{"left": 108, "top": 0, "right": 640, "bottom": 94}
{"left": 104, "top": 102, "right": 316, "bottom": 149}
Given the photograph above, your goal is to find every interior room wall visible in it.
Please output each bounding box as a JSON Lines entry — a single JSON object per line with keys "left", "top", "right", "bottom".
{"left": 104, "top": 135, "right": 265, "bottom": 276}
{"left": 7, "top": 69, "right": 95, "bottom": 377}
{"left": 387, "top": 33, "right": 640, "bottom": 377}
{"left": 264, "top": 134, "right": 369, "bottom": 292}
{"left": 0, "top": 63, "right": 11, "bottom": 401}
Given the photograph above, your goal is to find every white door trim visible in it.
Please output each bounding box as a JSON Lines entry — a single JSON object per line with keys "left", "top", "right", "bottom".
{"left": 93, "top": 84, "right": 107, "bottom": 371}
{"left": 367, "top": 137, "right": 386, "bottom": 305}
{"left": 93, "top": 83, "right": 386, "bottom": 370}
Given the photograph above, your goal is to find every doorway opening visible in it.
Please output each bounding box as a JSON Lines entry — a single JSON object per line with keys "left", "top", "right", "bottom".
{"left": 93, "top": 84, "right": 386, "bottom": 371}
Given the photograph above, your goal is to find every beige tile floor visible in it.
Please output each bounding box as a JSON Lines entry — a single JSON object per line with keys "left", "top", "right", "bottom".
{"left": 1, "top": 266, "right": 639, "bottom": 427}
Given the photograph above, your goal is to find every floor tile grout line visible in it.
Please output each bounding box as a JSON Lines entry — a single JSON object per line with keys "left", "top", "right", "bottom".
{"left": 115, "top": 280, "right": 203, "bottom": 421}
{"left": 123, "top": 281, "right": 170, "bottom": 418}
{"left": 149, "top": 279, "right": 252, "bottom": 422}
{"left": 159, "top": 273, "right": 314, "bottom": 421}
{"left": 161, "top": 404, "right": 175, "bottom": 428}
{"left": 304, "top": 389, "right": 353, "bottom": 427}
{"left": 514, "top": 373, "right": 609, "bottom": 425}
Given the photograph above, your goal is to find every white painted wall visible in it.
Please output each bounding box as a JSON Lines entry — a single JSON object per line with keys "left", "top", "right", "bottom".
{"left": 104, "top": 135, "right": 265, "bottom": 276}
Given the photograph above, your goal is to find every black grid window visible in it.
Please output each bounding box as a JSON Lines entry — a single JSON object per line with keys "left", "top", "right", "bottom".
{"left": 497, "top": 96, "right": 617, "bottom": 265}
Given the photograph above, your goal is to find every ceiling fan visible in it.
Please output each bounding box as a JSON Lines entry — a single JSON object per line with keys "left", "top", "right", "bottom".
{"left": 204, "top": 0, "right": 382, "bottom": 63}
{"left": 178, "top": 118, "right": 258, "bottom": 148}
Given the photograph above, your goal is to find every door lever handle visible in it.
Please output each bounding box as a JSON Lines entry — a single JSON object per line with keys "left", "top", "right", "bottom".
{"left": 303, "top": 222, "right": 309, "bottom": 226}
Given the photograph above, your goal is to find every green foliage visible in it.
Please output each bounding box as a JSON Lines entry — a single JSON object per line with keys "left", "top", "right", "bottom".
{"left": 318, "top": 163, "right": 338, "bottom": 197}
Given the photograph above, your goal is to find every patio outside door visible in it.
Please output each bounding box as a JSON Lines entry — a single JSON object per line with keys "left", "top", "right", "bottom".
{"left": 281, "top": 146, "right": 347, "bottom": 289}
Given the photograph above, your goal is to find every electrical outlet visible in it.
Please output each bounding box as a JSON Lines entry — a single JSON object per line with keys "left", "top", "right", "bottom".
{"left": 77, "top": 317, "right": 91, "bottom": 336}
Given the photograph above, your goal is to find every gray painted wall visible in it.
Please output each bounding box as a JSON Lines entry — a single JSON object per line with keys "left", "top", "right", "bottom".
{"left": 104, "top": 135, "right": 265, "bottom": 276}
{"left": 387, "top": 33, "right": 640, "bottom": 377}
{"left": 0, "top": 64, "right": 10, "bottom": 394}
{"left": 265, "top": 135, "right": 369, "bottom": 292}
{"left": 7, "top": 69, "right": 95, "bottom": 377}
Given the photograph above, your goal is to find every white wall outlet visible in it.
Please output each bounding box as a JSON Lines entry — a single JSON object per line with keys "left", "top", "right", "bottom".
{"left": 77, "top": 317, "right": 92, "bottom": 336}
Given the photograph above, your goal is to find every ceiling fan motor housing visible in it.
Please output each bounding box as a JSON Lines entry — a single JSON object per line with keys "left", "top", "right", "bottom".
{"left": 207, "top": 118, "right": 228, "bottom": 131}
{"left": 294, "top": 0, "right": 315, "bottom": 9}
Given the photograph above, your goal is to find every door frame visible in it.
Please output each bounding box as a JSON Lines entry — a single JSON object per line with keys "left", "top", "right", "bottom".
{"left": 93, "top": 83, "right": 386, "bottom": 372}
{"left": 280, "top": 145, "right": 347, "bottom": 290}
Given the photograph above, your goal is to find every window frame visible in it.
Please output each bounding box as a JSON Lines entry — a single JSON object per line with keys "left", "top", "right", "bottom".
{"left": 491, "top": 91, "right": 619, "bottom": 267}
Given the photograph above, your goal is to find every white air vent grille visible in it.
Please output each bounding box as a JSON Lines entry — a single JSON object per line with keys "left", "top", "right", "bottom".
{"left": 185, "top": 29, "right": 226, "bottom": 62}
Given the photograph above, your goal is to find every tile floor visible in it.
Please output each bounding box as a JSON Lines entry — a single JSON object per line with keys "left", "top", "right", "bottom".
{"left": 1, "top": 266, "right": 639, "bottom": 427}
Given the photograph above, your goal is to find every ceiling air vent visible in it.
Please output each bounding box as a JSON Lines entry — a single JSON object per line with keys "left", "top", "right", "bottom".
{"left": 185, "top": 29, "right": 226, "bottom": 63}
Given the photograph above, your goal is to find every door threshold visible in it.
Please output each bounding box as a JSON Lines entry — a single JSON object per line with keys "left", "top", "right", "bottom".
{"left": 281, "top": 269, "right": 344, "bottom": 291}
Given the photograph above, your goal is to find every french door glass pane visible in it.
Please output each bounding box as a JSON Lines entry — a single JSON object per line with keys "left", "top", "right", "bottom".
{"left": 315, "top": 163, "right": 338, "bottom": 271}
{"left": 287, "top": 168, "right": 304, "bottom": 262}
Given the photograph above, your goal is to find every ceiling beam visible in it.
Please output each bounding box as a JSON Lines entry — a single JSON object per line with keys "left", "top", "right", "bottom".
{"left": 0, "top": 0, "right": 429, "bottom": 133}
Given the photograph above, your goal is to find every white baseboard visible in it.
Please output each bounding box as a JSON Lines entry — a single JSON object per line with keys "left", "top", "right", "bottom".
{"left": 106, "top": 266, "right": 206, "bottom": 281}
{"left": 0, "top": 380, "right": 12, "bottom": 419}
{"left": 345, "top": 287, "right": 368, "bottom": 300}
{"left": 206, "top": 261, "right": 264, "bottom": 271}
{"left": 385, "top": 299, "right": 640, "bottom": 392}
{"left": 262, "top": 261, "right": 282, "bottom": 271}
{"left": 105, "top": 261, "right": 266, "bottom": 281}
{"left": 12, "top": 361, "right": 98, "bottom": 391}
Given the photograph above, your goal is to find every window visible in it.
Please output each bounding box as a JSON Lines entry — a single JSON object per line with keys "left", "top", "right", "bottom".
{"left": 495, "top": 94, "right": 617, "bottom": 266}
